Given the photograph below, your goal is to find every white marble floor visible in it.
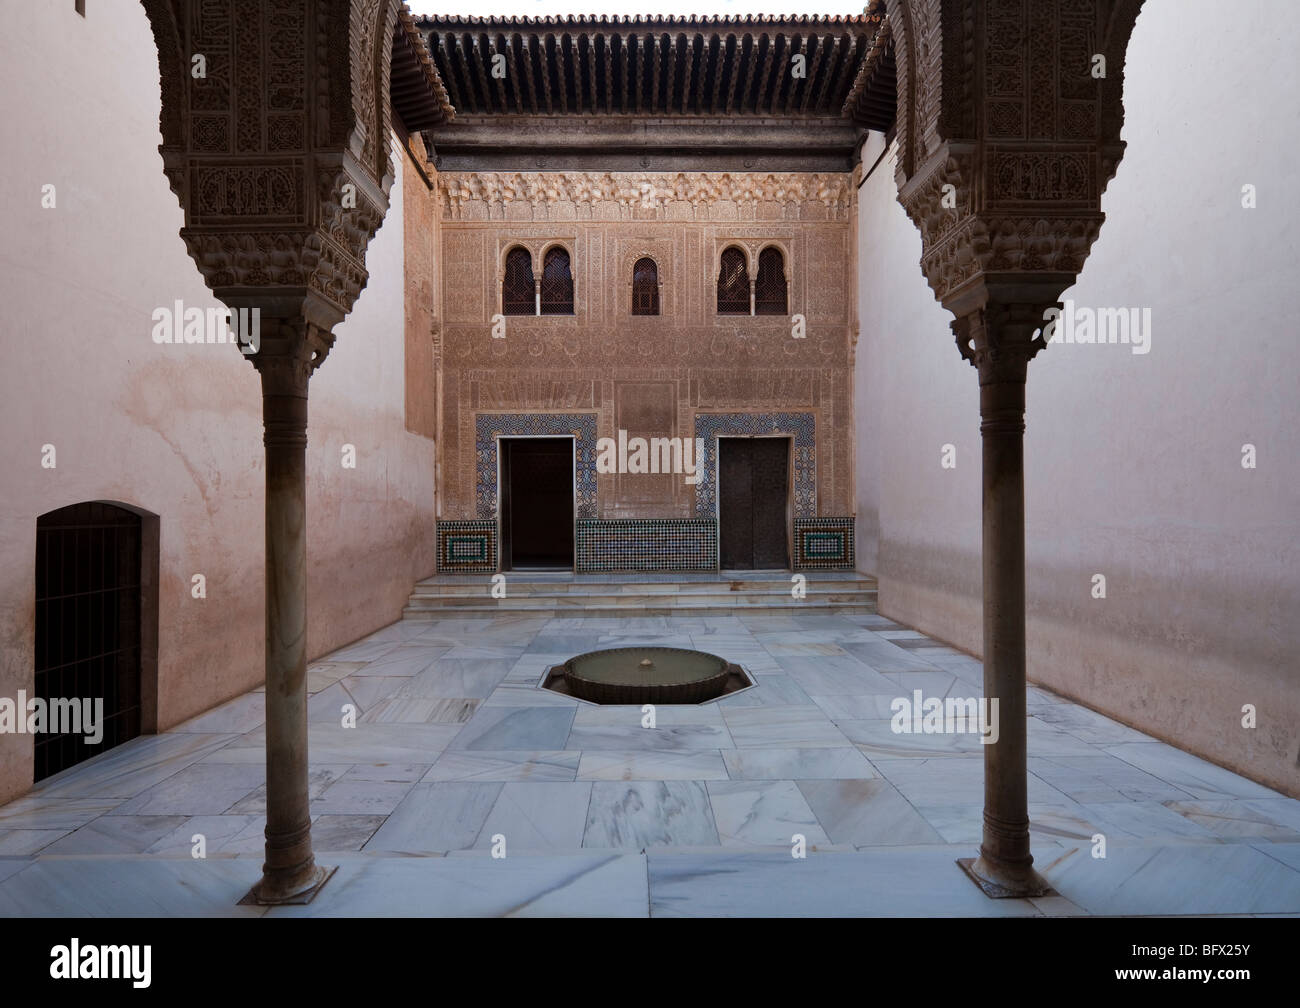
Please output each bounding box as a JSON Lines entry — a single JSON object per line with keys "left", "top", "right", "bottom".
{"left": 2, "top": 607, "right": 1298, "bottom": 916}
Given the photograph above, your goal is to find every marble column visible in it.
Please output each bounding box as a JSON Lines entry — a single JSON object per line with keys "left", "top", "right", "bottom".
{"left": 243, "top": 320, "right": 333, "bottom": 904}
{"left": 955, "top": 299, "right": 1052, "bottom": 899}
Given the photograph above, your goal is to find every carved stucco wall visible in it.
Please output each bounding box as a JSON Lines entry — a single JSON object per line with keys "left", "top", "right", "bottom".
{"left": 434, "top": 170, "right": 857, "bottom": 521}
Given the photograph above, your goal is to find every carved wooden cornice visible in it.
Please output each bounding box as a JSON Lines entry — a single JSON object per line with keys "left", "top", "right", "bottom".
{"left": 437, "top": 171, "right": 852, "bottom": 222}
{"left": 140, "top": 0, "right": 411, "bottom": 353}
{"left": 883, "top": 0, "right": 1144, "bottom": 330}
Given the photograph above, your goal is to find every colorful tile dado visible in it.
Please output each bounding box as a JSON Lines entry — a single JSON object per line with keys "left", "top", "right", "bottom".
{"left": 475, "top": 413, "right": 598, "bottom": 519}
{"left": 436, "top": 520, "right": 498, "bottom": 573}
{"left": 793, "top": 517, "right": 855, "bottom": 570}
{"left": 576, "top": 519, "right": 717, "bottom": 572}
{"left": 693, "top": 412, "right": 816, "bottom": 519}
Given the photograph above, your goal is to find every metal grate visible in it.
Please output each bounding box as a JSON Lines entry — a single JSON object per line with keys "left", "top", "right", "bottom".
{"left": 716, "top": 246, "right": 749, "bottom": 314}
{"left": 540, "top": 247, "right": 574, "bottom": 314}
{"left": 755, "top": 246, "right": 788, "bottom": 315}
{"left": 34, "top": 502, "right": 142, "bottom": 782}
{"left": 502, "top": 246, "right": 535, "bottom": 315}
{"left": 632, "top": 256, "right": 659, "bottom": 315}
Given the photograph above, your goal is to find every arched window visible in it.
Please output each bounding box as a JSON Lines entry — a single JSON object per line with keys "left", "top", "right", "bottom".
{"left": 632, "top": 257, "right": 659, "bottom": 315}
{"left": 502, "top": 246, "right": 535, "bottom": 315}
{"left": 540, "top": 247, "right": 574, "bottom": 314}
{"left": 755, "top": 246, "right": 788, "bottom": 315}
{"left": 717, "top": 246, "right": 749, "bottom": 314}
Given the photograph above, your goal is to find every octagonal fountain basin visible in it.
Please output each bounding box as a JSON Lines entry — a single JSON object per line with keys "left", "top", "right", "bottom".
{"left": 542, "top": 646, "right": 753, "bottom": 705}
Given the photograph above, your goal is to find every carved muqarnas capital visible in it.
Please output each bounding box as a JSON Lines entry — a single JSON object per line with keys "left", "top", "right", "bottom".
{"left": 953, "top": 300, "right": 1057, "bottom": 389}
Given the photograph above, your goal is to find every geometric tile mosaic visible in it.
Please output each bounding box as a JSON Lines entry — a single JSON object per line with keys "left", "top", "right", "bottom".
{"left": 475, "top": 413, "right": 598, "bottom": 519}
{"left": 693, "top": 412, "right": 816, "bottom": 519}
{"left": 577, "top": 518, "right": 717, "bottom": 572}
{"left": 793, "top": 517, "right": 855, "bottom": 570}
{"left": 436, "top": 520, "right": 498, "bottom": 573}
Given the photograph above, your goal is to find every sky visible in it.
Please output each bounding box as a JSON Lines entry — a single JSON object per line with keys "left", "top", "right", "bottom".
{"left": 407, "top": 2, "right": 869, "bottom": 17}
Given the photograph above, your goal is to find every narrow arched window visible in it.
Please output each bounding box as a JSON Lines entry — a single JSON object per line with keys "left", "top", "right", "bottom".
{"left": 502, "top": 246, "right": 535, "bottom": 315}
{"left": 717, "top": 247, "right": 749, "bottom": 314}
{"left": 540, "top": 247, "right": 574, "bottom": 314}
{"left": 755, "top": 247, "right": 788, "bottom": 315}
{"left": 632, "top": 257, "right": 659, "bottom": 315}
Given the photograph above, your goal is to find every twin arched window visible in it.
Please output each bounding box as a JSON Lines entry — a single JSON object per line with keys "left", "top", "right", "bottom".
{"left": 502, "top": 244, "right": 787, "bottom": 318}
{"left": 501, "top": 245, "right": 574, "bottom": 315}
{"left": 717, "top": 246, "right": 788, "bottom": 315}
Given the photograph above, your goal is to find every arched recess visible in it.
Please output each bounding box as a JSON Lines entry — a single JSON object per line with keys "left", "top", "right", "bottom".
{"left": 755, "top": 245, "right": 789, "bottom": 315}
{"left": 716, "top": 245, "right": 750, "bottom": 314}
{"left": 632, "top": 256, "right": 660, "bottom": 315}
{"left": 33, "top": 500, "right": 159, "bottom": 782}
{"left": 540, "top": 245, "right": 575, "bottom": 314}
{"left": 502, "top": 245, "right": 536, "bottom": 315}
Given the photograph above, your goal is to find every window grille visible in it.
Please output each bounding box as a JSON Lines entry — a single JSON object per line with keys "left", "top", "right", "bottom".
{"left": 755, "top": 246, "right": 788, "bottom": 315}
{"left": 502, "top": 246, "right": 535, "bottom": 315}
{"left": 716, "top": 247, "right": 749, "bottom": 314}
{"left": 541, "top": 247, "right": 574, "bottom": 314}
{"left": 632, "top": 257, "right": 659, "bottom": 315}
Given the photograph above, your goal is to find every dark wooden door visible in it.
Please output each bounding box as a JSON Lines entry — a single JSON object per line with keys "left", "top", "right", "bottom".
{"left": 502, "top": 438, "right": 574, "bottom": 569}
{"left": 719, "top": 438, "right": 789, "bottom": 569}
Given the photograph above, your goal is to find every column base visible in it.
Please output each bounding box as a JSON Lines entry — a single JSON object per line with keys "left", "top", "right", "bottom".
{"left": 239, "top": 864, "right": 337, "bottom": 906}
{"left": 956, "top": 856, "right": 1055, "bottom": 899}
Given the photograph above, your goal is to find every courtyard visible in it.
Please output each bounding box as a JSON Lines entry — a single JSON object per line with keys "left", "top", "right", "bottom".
{"left": 3, "top": 586, "right": 1297, "bottom": 917}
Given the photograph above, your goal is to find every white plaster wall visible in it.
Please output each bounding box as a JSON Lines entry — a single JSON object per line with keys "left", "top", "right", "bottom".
{"left": 0, "top": 2, "right": 435, "bottom": 804}
{"left": 854, "top": 0, "right": 1300, "bottom": 795}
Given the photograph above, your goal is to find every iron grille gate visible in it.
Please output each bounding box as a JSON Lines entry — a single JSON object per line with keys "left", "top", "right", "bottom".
{"left": 34, "top": 502, "right": 142, "bottom": 781}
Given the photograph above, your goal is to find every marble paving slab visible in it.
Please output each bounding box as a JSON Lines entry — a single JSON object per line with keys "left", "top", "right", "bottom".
{"left": 269, "top": 853, "right": 648, "bottom": 918}
{"left": 647, "top": 850, "right": 1039, "bottom": 917}
{"left": 170, "top": 693, "right": 266, "bottom": 734}
{"left": 799, "top": 779, "right": 945, "bottom": 846}
{"left": 1039, "top": 842, "right": 1300, "bottom": 916}
{"left": 365, "top": 783, "right": 503, "bottom": 852}
{"left": 778, "top": 659, "right": 900, "bottom": 696}
{"left": 38, "top": 815, "right": 189, "bottom": 855}
{"left": 112, "top": 763, "right": 267, "bottom": 816}
{"left": 577, "top": 751, "right": 729, "bottom": 781}
{"left": 29, "top": 732, "right": 240, "bottom": 800}
{"left": 0, "top": 857, "right": 270, "bottom": 917}
{"left": 721, "top": 747, "right": 877, "bottom": 781}
{"left": 205, "top": 722, "right": 463, "bottom": 764}
{"left": 566, "top": 723, "right": 736, "bottom": 753}
{"left": 1103, "top": 741, "right": 1288, "bottom": 800}
{"left": 721, "top": 706, "right": 851, "bottom": 749}
{"left": 473, "top": 782, "right": 593, "bottom": 851}
{"left": 449, "top": 706, "right": 577, "bottom": 751}
{"left": 423, "top": 751, "right": 581, "bottom": 783}
{"left": 706, "top": 780, "right": 830, "bottom": 847}
{"left": 310, "top": 814, "right": 387, "bottom": 851}
{"left": 1162, "top": 798, "right": 1300, "bottom": 841}
{"left": 145, "top": 814, "right": 266, "bottom": 855}
{"left": 584, "top": 781, "right": 719, "bottom": 848}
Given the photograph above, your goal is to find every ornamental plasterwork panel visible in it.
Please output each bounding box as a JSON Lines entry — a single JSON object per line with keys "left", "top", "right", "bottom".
{"left": 439, "top": 172, "right": 852, "bottom": 223}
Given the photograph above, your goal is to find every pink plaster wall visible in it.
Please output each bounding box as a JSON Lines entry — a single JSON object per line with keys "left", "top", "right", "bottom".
{"left": 0, "top": 3, "right": 435, "bottom": 805}
{"left": 853, "top": 0, "right": 1300, "bottom": 797}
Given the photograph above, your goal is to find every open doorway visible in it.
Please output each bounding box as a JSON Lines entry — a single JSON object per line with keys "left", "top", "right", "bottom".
{"left": 499, "top": 437, "right": 575, "bottom": 570}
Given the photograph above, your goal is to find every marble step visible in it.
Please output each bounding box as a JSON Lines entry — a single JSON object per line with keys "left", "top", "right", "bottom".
{"left": 409, "top": 578, "right": 875, "bottom": 597}
{"left": 400, "top": 601, "right": 876, "bottom": 619}
{"left": 403, "top": 590, "right": 875, "bottom": 609}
